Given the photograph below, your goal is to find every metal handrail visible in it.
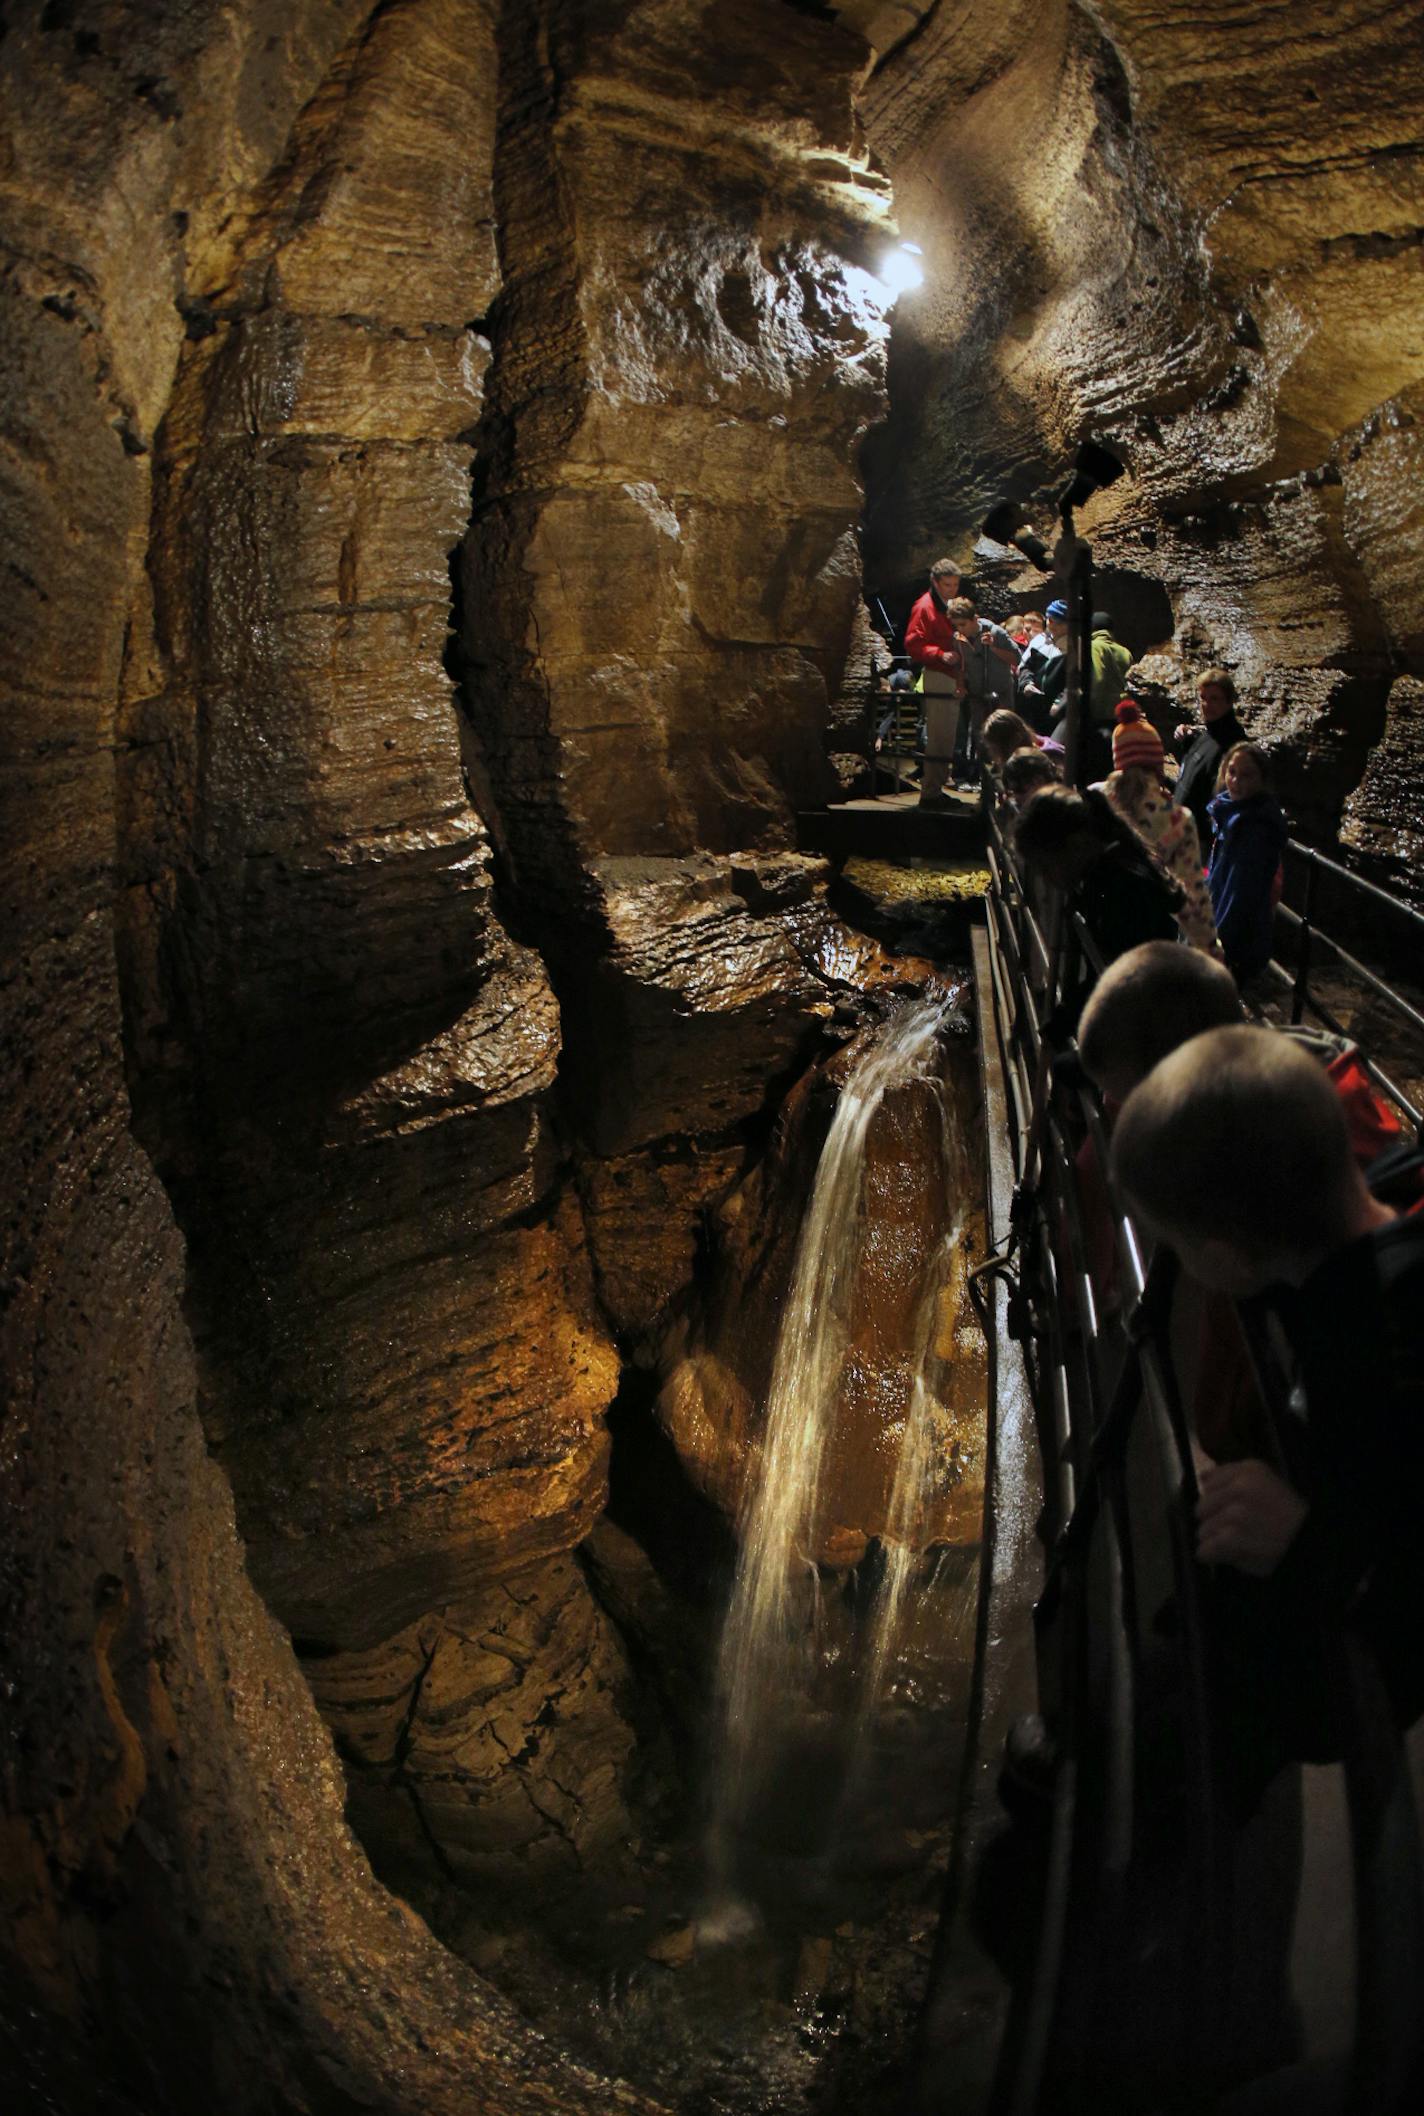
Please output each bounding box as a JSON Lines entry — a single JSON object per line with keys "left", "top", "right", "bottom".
{"left": 976, "top": 785, "right": 1424, "bottom": 2116}
{"left": 1270, "top": 837, "right": 1424, "bottom": 1130}
{"left": 1284, "top": 836, "right": 1424, "bottom": 941}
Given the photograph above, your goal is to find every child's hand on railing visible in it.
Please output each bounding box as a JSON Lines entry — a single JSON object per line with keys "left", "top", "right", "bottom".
{"left": 1194, "top": 1455, "right": 1309, "bottom": 1575}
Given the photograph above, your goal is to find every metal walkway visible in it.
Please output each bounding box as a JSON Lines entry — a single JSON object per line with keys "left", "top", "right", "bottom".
{"left": 913, "top": 790, "right": 1424, "bottom": 2116}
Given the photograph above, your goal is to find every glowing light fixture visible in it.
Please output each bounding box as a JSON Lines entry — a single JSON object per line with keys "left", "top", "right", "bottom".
{"left": 878, "top": 240, "right": 924, "bottom": 297}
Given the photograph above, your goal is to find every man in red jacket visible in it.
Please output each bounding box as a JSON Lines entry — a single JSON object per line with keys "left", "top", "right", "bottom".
{"left": 903, "top": 558, "right": 966, "bottom": 804}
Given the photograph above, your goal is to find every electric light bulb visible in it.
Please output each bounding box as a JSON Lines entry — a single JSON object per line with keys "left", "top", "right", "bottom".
{"left": 878, "top": 242, "right": 924, "bottom": 297}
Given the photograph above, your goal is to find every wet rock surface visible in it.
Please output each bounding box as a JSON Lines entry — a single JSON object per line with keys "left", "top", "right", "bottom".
{"left": 657, "top": 995, "right": 987, "bottom": 1560}
{"left": 855, "top": 0, "right": 1424, "bottom": 837}
{"left": 4, "top": 0, "right": 1423, "bottom": 2109}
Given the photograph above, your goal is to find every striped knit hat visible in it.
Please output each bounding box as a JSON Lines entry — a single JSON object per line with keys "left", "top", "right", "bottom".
{"left": 1112, "top": 699, "right": 1164, "bottom": 772}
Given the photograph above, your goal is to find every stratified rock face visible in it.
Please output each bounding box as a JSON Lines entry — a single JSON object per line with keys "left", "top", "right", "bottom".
{"left": 0, "top": 1, "right": 670, "bottom": 2102}
{"left": 461, "top": 0, "right": 894, "bottom": 909}
{"left": 0, "top": 3, "right": 909, "bottom": 2103}
{"left": 851, "top": 0, "right": 1424, "bottom": 836}
{"left": 1340, "top": 676, "right": 1424, "bottom": 905}
{"left": 113, "top": 0, "right": 630, "bottom": 1648}
{"left": 304, "top": 1555, "right": 641, "bottom": 1887}
{"left": 657, "top": 1003, "right": 987, "bottom": 1566}
{"left": 570, "top": 851, "right": 942, "bottom": 1341}
{"left": 1339, "top": 388, "right": 1424, "bottom": 674}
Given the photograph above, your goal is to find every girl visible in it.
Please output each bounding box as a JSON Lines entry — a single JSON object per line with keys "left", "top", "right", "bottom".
{"left": 1207, "top": 742, "right": 1287, "bottom": 981}
{"left": 1102, "top": 701, "right": 1218, "bottom": 952}
{"left": 981, "top": 707, "right": 1065, "bottom": 770}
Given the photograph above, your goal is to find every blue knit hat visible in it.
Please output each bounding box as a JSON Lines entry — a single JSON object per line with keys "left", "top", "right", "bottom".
{"left": 1046, "top": 599, "right": 1068, "bottom": 620}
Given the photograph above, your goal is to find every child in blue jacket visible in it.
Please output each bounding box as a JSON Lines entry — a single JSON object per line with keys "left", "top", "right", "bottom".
{"left": 1207, "top": 742, "right": 1287, "bottom": 980}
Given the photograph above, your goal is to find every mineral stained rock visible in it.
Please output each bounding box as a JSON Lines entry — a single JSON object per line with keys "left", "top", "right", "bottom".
{"left": 6, "top": 0, "right": 1424, "bottom": 2107}
{"left": 460, "top": 0, "right": 895, "bottom": 908}
{"left": 0, "top": 1, "right": 904, "bottom": 2103}
{"left": 303, "top": 1554, "right": 641, "bottom": 1887}
{"left": 114, "top": 0, "right": 632, "bottom": 1648}
{"left": 570, "top": 851, "right": 944, "bottom": 1339}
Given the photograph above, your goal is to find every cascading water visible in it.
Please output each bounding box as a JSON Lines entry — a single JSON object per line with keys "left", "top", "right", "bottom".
{"left": 708, "top": 994, "right": 965, "bottom": 1903}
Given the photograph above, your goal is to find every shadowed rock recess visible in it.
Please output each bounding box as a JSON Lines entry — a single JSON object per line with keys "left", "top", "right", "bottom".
{"left": 2, "top": 0, "right": 1421, "bottom": 2109}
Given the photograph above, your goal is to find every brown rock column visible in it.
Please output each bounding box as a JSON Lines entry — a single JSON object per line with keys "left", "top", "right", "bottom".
{"left": 0, "top": 3, "right": 660, "bottom": 2107}
{"left": 119, "top": 0, "right": 621, "bottom": 1647}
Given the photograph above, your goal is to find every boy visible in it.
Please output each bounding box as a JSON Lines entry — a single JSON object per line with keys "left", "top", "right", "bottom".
{"left": 1112, "top": 1026, "right": 1424, "bottom": 1728}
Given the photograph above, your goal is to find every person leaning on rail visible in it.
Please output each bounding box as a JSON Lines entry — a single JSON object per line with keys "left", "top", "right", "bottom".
{"left": 981, "top": 707, "right": 1065, "bottom": 773}
{"left": 1077, "top": 945, "right": 1410, "bottom": 1431}
{"left": 1012, "top": 782, "right": 1182, "bottom": 983}
{"left": 944, "top": 595, "right": 1020, "bottom": 781}
{"left": 1112, "top": 1025, "right": 1424, "bottom": 1763}
{"left": 999, "top": 746, "right": 1061, "bottom": 812}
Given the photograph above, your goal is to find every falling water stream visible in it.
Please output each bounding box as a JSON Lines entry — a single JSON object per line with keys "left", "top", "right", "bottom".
{"left": 708, "top": 994, "right": 964, "bottom": 1909}
{"left": 431, "top": 990, "right": 985, "bottom": 2116}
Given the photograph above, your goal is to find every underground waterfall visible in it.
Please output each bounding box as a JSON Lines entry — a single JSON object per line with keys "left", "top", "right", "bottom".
{"left": 709, "top": 993, "right": 971, "bottom": 1912}
{"left": 364, "top": 985, "right": 995, "bottom": 2116}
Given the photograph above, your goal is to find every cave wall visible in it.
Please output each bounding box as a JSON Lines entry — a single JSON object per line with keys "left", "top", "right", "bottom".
{"left": 4, "top": 0, "right": 1423, "bottom": 2108}
{"left": 852, "top": 0, "right": 1424, "bottom": 851}
{"left": 0, "top": 1, "right": 898, "bottom": 2105}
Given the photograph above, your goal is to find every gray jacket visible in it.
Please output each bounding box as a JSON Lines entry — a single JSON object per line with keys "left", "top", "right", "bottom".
{"left": 959, "top": 620, "right": 1019, "bottom": 709}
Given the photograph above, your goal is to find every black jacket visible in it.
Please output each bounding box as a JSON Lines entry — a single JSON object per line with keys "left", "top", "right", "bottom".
{"left": 1173, "top": 709, "right": 1246, "bottom": 838}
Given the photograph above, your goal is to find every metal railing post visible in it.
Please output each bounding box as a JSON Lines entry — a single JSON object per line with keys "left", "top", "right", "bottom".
{"left": 1291, "top": 847, "right": 1319, "bottom": 1026}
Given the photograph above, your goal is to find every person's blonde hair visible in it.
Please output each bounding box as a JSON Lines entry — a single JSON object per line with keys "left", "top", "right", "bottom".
{"left": 1112, "top": 1025, "right": 1356, "bottom": 1259}
{"left": 1215, "top": 739, "right": 1271, "bottom": 794}
{"left": 1078, "top": 943, "right": 1242, "bottom": 1098}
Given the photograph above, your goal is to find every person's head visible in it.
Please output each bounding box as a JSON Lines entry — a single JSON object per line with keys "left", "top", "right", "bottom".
{"left": 1091, "top": 609, "right": 1115, "bottom": 635}
{"left": 1013, "top": 783, "right": 1103, "bottom": 889}
{"left": 1111, "top": 699, "right": 1165, "bottom": 779}
{"left": 1021, "top": 609, "right": 1045, "bottom": 636}
{"left": 1197, "top": 668, "right": 1237, "bottom": 723}
{"left": 1112, "top": 1026, "right": 1384, "bottom": 1292}
{"left": 945, "top": 594, "right": 978, "bottom": 636}
{"left": 889, "top": 667, "right": 913, "bottom": 693}
{"left": 930, "top": 559, "right": 960, "bottom": 599}
{"left": 1002, "top": 747, "right": 1061, "bottom": 810}
{"left": 1046, "top": 598, "right": 1068, "bottom": 642}
{"left": 1217, "top": 740, "right": 1270, "bottom": 801}
{"left": 1078, "top": 942, "right": 1243, "bottom": 1106}
{"left": 982, "top": 708, "right": 1038, "bottom": 766}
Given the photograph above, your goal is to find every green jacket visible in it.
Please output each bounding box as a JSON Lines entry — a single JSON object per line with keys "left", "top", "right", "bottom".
{"left": 1090, "top": 632, "right": 1132, "bottom": 723}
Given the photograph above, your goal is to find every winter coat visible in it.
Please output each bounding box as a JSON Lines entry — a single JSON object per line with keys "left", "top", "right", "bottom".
{"left": 903, "top": 590, "right": 965, "bottom": 688}
{"left": 1103, "top": 769, "right": 1218, "bottom": 952}
{"left": 1207, "top": 787, "right": 1287, "bottom": 976}
{"left": 1019, "top": 642, "right": 1066, "bottom": 726}
{"left": 1072, "top": 832, "right": 1182, "bottom": 967}
{"left": 1173, "top": 710, "right": 1246, "bottom": 838}
{"left": 958, "top": 620, "right": 1020, "bottom": 711}
{"left": 1089, "top": 630, "right": 1132, "bottom": 723}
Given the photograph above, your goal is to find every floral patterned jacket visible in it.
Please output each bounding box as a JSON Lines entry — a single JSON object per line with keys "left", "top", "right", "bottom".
{"left": 1102, "top": 769, "right": 1219, "bottom": 953}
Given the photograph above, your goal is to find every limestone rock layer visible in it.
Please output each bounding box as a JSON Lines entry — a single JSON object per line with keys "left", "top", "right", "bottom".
{"left": 5, "top": 0, "right": 1424, "bottom": 2109}
{"left": 855, "top": 0, "right": 1424, "bottom": 849}
{"left": 1, "top": 2, "right": 902, "bottom": 2106}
